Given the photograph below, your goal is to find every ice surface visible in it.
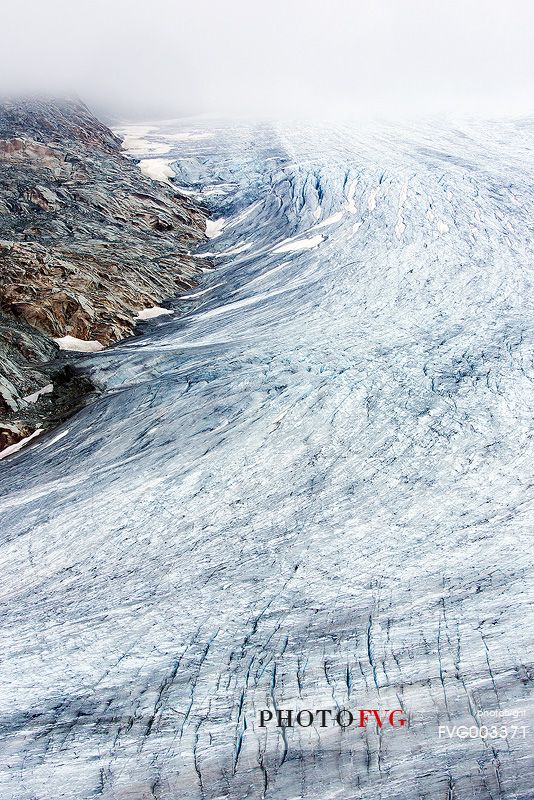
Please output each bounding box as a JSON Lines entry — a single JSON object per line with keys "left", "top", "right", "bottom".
{"left": 0, "top": 118, "right": 533, "bottom": 800}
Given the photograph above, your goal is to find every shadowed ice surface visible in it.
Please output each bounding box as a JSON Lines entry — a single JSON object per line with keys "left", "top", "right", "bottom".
{"left": 1, "top": 119, "right": 533, "bottom": 799}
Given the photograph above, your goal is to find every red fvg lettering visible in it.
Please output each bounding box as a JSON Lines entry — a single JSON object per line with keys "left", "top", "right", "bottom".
{"left": 359, "top": 709, "right": 407, "bottom": 728}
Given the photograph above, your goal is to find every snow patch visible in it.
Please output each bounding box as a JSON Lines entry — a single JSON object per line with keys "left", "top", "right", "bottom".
{"left": 0, "top": 428, "right": 43, "bottom": 460}
{"left": 180, "top": 283, "right": 225, "bottom": 299}
{"left": 313, "top": 212, "right": 343, "bottom": 229}
{"left": 23, "top": 384, "right": 53, "bottom": 404}
{"left": 42, "top": 429, "right": 69, "bottom": 448}
{"left": 437, "top": 221, "right": 449, "bottom": 234}
{"left": 206, "top": 218, "right": 226, "bottom": 239}
{"left": 139, "top": 158, "right": 174, "bottom": 184}
{"left": 54, "top": 336, "right": 104, "bottom": 352}
{"left": 367, "top": 188, "right": 378, "bottom": 211}
{"left": 345, "top": 179, "right": 358, "bottom": 214}
{"left": 137, "top": 306, "right": 174, "bottom": 320}
{"left": 272, "top": 234, "right": 324, "bottom": 253}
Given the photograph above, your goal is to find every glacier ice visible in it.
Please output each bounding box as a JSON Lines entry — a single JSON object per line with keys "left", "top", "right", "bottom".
{"left": 0, "top": 118, "right": 533, "bottom": 799}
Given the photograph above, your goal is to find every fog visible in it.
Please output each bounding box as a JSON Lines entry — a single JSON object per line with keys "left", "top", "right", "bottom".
{"left": 3, "top": 0, "right": 534, "bottom": 120}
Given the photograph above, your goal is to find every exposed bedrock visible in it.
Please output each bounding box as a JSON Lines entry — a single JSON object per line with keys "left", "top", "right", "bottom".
{"left": 0, "top": 98, "right": 210, "bottom": 452}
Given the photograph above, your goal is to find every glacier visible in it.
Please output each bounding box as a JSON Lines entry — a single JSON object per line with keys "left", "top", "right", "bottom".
{"left": 0, "top": 118, "right": 533, "bottom": 799}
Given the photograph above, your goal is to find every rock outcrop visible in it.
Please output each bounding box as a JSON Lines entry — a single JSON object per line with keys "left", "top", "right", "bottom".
{"left": 0, "top": 98, "right": 209, "bottom": 453}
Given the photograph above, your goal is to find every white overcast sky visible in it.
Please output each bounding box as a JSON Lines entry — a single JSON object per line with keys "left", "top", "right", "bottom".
{"left": 3, "top": 0, "right": 533, "bottom": 119}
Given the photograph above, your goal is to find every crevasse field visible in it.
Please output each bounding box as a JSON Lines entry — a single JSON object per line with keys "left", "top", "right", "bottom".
{"left": 1, "top": 119, "right": 533, "bottom": 799}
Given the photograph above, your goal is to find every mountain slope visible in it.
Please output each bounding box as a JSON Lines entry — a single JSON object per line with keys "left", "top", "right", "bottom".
{"left": 0, "top": 99, "right": 209, "bottom": 451}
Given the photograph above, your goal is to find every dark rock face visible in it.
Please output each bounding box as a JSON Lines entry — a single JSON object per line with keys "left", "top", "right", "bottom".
{"left": 0, "top": 98, "right": 209, "bottom": 452}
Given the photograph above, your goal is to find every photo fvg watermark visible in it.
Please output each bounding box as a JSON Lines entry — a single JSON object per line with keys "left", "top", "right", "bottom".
{"left": 478, "top": 708, "right": 527, "bottom": 719}
{"left": 438, "top": 708, "right": 529, "bottom": 740}
{"left": 258, "top": 708, "right": 408, "bottom": 730}
{"left": 257, "top": 707, "right": 530, "bottom": 739}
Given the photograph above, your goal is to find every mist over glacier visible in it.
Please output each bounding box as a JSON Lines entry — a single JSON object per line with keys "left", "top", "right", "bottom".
{"left": 3, "top": 0, "right": 534, "bottom": 119}
{"left": 0, "top": 118, "right": 533, "bottom": 798}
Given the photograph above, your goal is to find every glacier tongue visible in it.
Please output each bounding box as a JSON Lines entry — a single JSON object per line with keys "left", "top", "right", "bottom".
{"left": 0, "top": 119, "right": 533, "bottom": 799}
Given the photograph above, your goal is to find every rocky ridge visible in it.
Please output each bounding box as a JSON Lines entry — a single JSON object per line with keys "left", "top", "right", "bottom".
{"left": 0, "top": 98, "right": 209, "bottom": 452}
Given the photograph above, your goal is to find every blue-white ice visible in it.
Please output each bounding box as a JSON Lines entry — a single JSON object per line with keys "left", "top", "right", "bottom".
{"left": 1, "top": 119, "right": 533, "bottom": 799}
